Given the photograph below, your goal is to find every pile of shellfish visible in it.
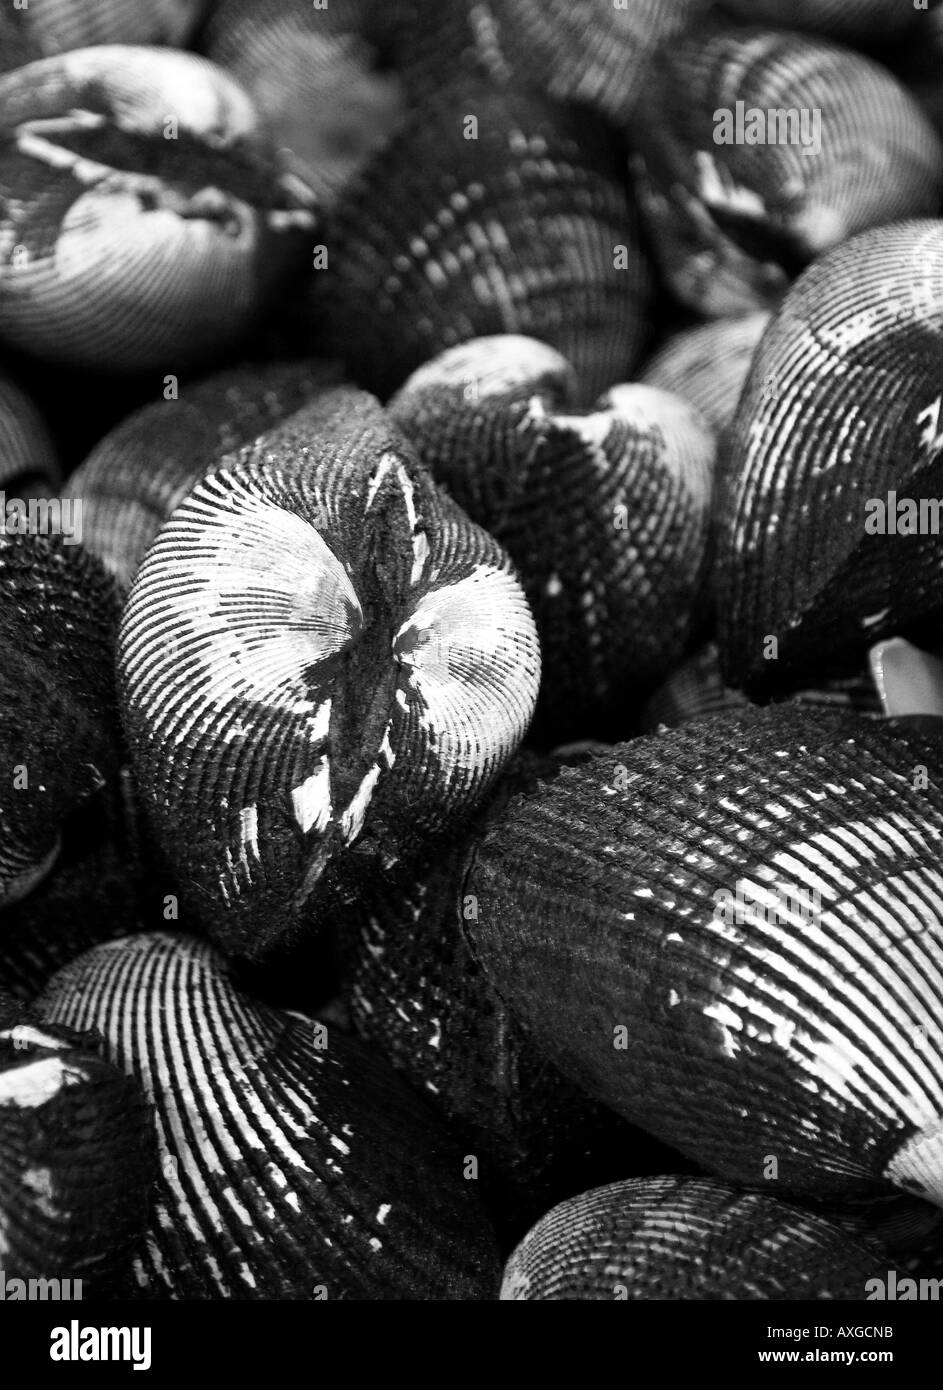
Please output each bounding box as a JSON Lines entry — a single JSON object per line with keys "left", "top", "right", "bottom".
{"left": 4, "top": 0, "right": 943, "bottom": 1304}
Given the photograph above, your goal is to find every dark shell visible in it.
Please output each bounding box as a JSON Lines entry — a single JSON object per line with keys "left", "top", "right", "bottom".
{"left": 308, "top": 81, "right": 653, "bottom": 404}
{"left": 717, "top": 220, "right": 943, "bottom": 695}
{"left": 63, "top": 358, "right": 344, "bottom": 591}
{"left": 0, "top": 989, "right": 157, "bottom": 1294}
{"left": 463, "top": 704, "right": 943, "bottom": 1206}
{"left": 0, "top": 46, "right": 317, "bottom": 370}
{"left": 0, "top": 0, "right": 207, "bottom": 71}
{"left": 117, "top": 391, "right": 540, "bottom": 958}
{"left": 203, "top": 0, "right": 407, "bottom": 205}
{"left": 389, "top": 335, "right": 714, "bottom": 737}
{"left": 0, "top": 367, "right": 59, "bottom": 494}
{"left": 639, "top": 314, "right": 771, "bottom": 438}
{"left": 630, "top": 24, "right": 942, "bottom": 315}
{"left": 502, "top": 1176, "right": 885, "bottom": 1300}
{"left": 718, "top": 0, "right": 918, "bottom": 42}
{"left": 38, "top": 933, "right": 501, "bottom": 1299}
{"left": 338, "top": 753, "right": 688, "bottom": 1242}
{"left": 0, "top": 532, "right": 122, "bottom": 907}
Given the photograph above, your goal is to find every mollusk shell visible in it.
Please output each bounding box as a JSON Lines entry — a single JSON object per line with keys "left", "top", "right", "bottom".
{"left": 639, "top": 314, "right": 771, "bottom": 438}
{"left": 0, "top": 532, "right": 121, "bottom": 906}
{"left": 63, "top": 358, "right": 343, "bottom": 591}
{"left": 0, "top": 989, "right": 157, "bottom": 1293}
{"left": 38, "top": 933, "right": 500, "bottom": 1299}
{"left": 630, "top": 24, "right": 942, "bottom": 316}
{"left": 203, "top": 0, "right": 407, "bottom": 205}
{"left": 718, "top": 0, "right": 917, "bottom": 42}
{"left": 464, "top": 705, "right": 943, "bottom": 1205}
{"left": 389, "top": 336, "right": 714, "bottom": 735}
{"left": 0, "top": 1, "right": 207, "bottom": 72}
{"left": 0, "top": 367, "right": 59, "bottom": 493}
{"left": 0, "top": 46, "right": 317, "bottom": 370}
{"left": 309, "top": 82, "right": 652, "bottom": 404}
{"left": 501, "top": 1176, "right": 884, "bottom": 1300}
{"left": 717, "top": 220, "right": 943, "bottom": 695}
{"left": 118, "top": 391, "right": 541, "bottom": 957}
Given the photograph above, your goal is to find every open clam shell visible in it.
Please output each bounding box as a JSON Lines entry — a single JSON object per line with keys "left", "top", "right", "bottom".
{"left": 38, "top": 933, "right": 500, "bottom": 1299}
{"left": 464, "top": 704, "right": 943, "bottom": 1206}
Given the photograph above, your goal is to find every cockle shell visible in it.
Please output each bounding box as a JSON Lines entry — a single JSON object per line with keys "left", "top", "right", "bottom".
{"left": 338, "top": 753, "right": 686, "bottom": 1239}
{"left": 0, "top": 46, "right": 317, "bottom": 370}
{"left": 203, "top": 0, "right": 407, "bottom": 205}
{"left": 118, "top": 390, "right": 541, "bottom": 957}
{"left": 0, "top": 532, "right": 121, "bottom": 907}
{"left": 501, "top": 1177, "right": 885, "bottom": 1300}
{"left": 63, "top": 359, "right": 343, "bottom": 591}
{"left": 463, "top": 705, "right": 943, "bottom": 1206}
{"left": 309, "top": 82, "right": 652, "bottom": 404}
{"left": 0, "top": 367, "right": 59, "bottom": 494}
{"left": 630, "top": 24, "right": 942, "bottom": 316}
{"left": 0, "top": 0, "right": 207, "bottom": 72}
{"left": 389, "top": 336, "right": 714, "bottom": 736}
{"left": 717, "top": 220, "right": 943, "bottom": 695}
{"left": 639, "top": 314, "right": 771, "bottom": 438}
{"left": 38, "top": 933, "right": 501, "bottom": 1299}
{"left": 718, "top": 0, "right": 917, "bottom": 42}
{"left": 0, "top": 989, "right": 157, "bottom": 1294}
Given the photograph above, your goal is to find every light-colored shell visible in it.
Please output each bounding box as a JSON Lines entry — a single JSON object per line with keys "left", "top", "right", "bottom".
{"left": 63, "top": 359, "right": 343, "bottom": 591}
{"left": 0, "top": 46, "right": 317, "bottom": 370}
{"left": 310, "top": 82, "right": 653, "bottom": 404}
{"left": 0, "top": 532, "right": 121, "bottom": 908}
{"left": 717, "top": 220, "right": 943, "bottom": 694}
{"left": 464, "top": 705, "right": 943, "bottom": 1207}
{"left": 639, "top": 315, "right": 771, "bottom": 438}
{"left": 390, "top": 336, "right": 714, "bottom": 736}
{"left": 0, "top": 989, "right": 156, "bottom": 1294}
{"left": 631, "top": 24, "right": 942, "bottom": 315}
{"left": 37, "top": 933, "right": 500, "bottom": 1299}
{"left": 0, "top": 0, "right": 207, "bottom": 70}
{"left": 501, "top": 1177, "right": 885, "bottom": 1300}
{"left": 719, "top": 0, "right": 917, "bottom": 42}
{"left": 118, "top": 391, "right": 541, "bottom": 956}
{"left": 0, "top": 368, "right": 59, "bottom": 494}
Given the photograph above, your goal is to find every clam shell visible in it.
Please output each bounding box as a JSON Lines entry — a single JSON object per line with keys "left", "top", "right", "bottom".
{"left": 0, "top": 0, "right": 207, "bottom": 71}
{"left": 309, "top": 81, "right": 652, "bottom": 404}
{"left": 0, "top": 367, "right": 59, "bottom": 494}
{"left": 203, "top": 0, "right": 407, "bottom": 204}
{"left": 717, "top": 220, "right": 943, "bottom": 695}
{"left": 389, "top": 336, "right": 714, "bottom": 736}
{"left": 0, "top": 989, "right": 157, "bottom": 1293}
{"left": 718, "top": 0, "right": 917, "bottom": 42}
{"left": 38, "top": 933, "right": 501, "bottom": 1299}
{"left": 501, "top": 1177, "right": 885, "bottom": 1300}
{"left": 0, "top": 532, "right": 121, "bottom": 907}
{"left": 630, "top": 24, "right": 942, "bottom": 315}
{"left": 639, "top": 314, "right": 771, "bottom": 438}
{"left": 0, "top": 46, "right": 317, "bottom": 370}
{"left": 63, "top": 359, "right": 343, "bottom": 591}
{"left": 464, "top": 704, "right": 943, "bottom": 1206}
{"left": 118, "top": 391, "right": 541, "bottom": 957}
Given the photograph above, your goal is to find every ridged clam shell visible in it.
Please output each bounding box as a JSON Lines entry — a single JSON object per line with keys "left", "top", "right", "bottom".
{"left": 118, "top": 391, "right": 541, "bottom": 957}
{"left": 639, "top": 315, "right": 771, "bottom": 438}
{"left": 389, "top": 336, "right": 714, "bottom": 736}
{"left": 464, "top": 705, "right": 943, "bottom": 1205}
{"left": 0, "top": 0, "right": 207, "bottom": 71}
{"left": 501, "top": 1177, "right": 884, "bottom": 1301}
{"left": 719, "top": 0, "right": 917, "bottom": 42}
{"left": 0, "top": 989, "right": 157, "bottom": 1293}
{"left": 0, "top": 46, "right": 317, "bottom": 370}
{"left": 203, "top": 0, "right": 406, "bottom": 205}
{"left": 309, "top": 81, "right": 652, "bottom": 404}
{"left": 631, "top": 24, "right": 942, "bottom": 315}
{"left": 338, "top": 753, "right": 686, "bottom": 1238}
{"left": 0, "top": 367, "right": 59, "bottom": 494}
{"left": 717, "top": 220, "right": 943, "bottom": 695}
{"left": 38, "top": 933, "right": 500, "bottom": 1299}
{"left": 0, "top": 533, "right": 121, "bottom": 906}
{"left": 63, "top": 359, "right": 343, "bottom": 591}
